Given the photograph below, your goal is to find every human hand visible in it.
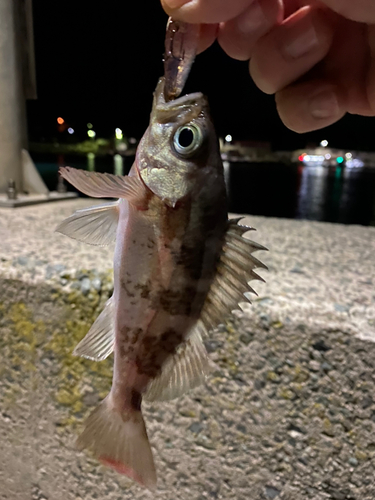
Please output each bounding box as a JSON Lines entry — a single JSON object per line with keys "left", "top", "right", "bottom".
{"left": 161, "top": 0, "right": 375, "bottom": 133}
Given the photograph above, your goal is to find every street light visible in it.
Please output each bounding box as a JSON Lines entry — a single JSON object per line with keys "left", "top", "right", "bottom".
{"left": 320, "top": 140, "right": 328, "bottom": 147}
{"left": 225, "top": 134, "right": 232, "bottom": 143}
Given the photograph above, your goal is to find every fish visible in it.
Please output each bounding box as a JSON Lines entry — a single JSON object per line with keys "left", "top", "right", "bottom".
{"left": 55, "top": 26, "right": 267, "bottom": 491}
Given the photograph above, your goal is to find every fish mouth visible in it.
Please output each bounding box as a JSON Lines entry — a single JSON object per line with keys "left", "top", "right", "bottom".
{"left": 153, "top": 77, "right": 205, "bottom": 115}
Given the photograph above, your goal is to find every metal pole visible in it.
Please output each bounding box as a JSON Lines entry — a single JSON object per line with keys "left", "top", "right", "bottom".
{"left": 0, "top": 0, "right": 25, "bottom": 193}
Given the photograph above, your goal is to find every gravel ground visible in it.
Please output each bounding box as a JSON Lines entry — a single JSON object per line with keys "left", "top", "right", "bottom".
{"left": 0, "top": 199, "right": 375, "bottom": 500}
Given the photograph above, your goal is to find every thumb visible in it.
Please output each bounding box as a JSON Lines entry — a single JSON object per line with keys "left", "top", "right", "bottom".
{"left": 320, "top": 0, "right": 375, "bottom": 23}
{"left": 161, "top": 0, "right": 255, "bottom": 23}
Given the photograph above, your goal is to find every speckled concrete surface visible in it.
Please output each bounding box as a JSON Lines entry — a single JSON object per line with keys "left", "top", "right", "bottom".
{"left": 1, "top": 199, "right": 375, "bottom": 500}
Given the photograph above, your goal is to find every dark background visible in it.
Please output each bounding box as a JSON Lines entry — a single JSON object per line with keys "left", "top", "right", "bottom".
{"left": 28, "top": 1, "right": 375, "bottom": 150}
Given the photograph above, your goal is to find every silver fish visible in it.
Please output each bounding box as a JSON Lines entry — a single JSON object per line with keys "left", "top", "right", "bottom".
{"left": 55, "top": 30, "right": 267, "bottom": 491}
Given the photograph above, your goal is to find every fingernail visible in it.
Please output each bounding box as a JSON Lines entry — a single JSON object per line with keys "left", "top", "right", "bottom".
{"left": 309, "top": 89, "right": 340, "bottom": 119}
{"left": 236, "top": 0, "right": 267, "bottom": 34}
{"left": 282, "top": 20, "right": 319, "bottom": 59}
{"left": 163, "top": 0, "right": 190, "bottom": 8}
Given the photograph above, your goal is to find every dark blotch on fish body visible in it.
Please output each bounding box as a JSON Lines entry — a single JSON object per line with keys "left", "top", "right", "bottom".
{"left": 159, "top": 328, "right": 183, "bottom": 353}
{"left": 160, "top": 288, "right": 194, "bottom": 316}
{"left": 135, "top": 329, "right": 183, "bottom": 376}
{"left": 119, "top": 328, "right": 143, "bottom": 358}
{"left": 121, "top": 278, "right": 136, "bottom": 298}
{"left": 136, "top": 353, "right": 162, "bottom": 378}
{"left": 130, "top": 389, "right": 142, "bottom": 411}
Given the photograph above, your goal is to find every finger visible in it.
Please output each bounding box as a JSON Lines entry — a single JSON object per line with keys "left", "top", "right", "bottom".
{"left": 217, "top": 0, "right": 283, "bottom": 61}
{"left": 275, "top": 80, "right": 346, "bottom": 132}
{"left": 322, "top": 17, "right": 372, "bottom": 116}
{"left": 250, "top": 6, "right": 334, "bottom": 94}
{"left": 283, "top": 0, "right": 323, "bottom": 19}
{"left": 161, "top": 0, "right": 254, "bottom": 24}
{"left": 197, "top": 23, "right": 219, "bottom": 54}
{"left": 320, "top": 0, "right": 375, "bottom": 23}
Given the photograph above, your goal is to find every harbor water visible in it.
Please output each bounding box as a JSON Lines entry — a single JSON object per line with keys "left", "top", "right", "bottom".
{"left": 32, "top": 153, "right": 375, "bottom": 227}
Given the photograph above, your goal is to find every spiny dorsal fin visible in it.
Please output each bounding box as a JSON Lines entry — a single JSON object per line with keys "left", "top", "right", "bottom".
{"left": 200, "top": 218, "right": 268, "bottom": 333}
{"left": 59, "top": 167, "right": 149, "bottom": 208}
{"left": 55, "top": 201, "right": 119, "bottom": 246}
{"left": 144, "top": 321, "right": 209, "bottom": 402}
{"left": 73, "top": 296, "right": 114, "bottom": 361}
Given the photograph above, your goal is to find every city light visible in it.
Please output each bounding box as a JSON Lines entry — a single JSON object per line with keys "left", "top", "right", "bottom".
{"left": 68, "top": 127, "right": 74, "bottom": 134}
{"left": 337, "top": 156, "right": 344, "bottom": 164}
{"left": 87, "top": 130, "right": 96, "bottom": 138}
{"left": 87, "top": 123, "right": 93, "bottom": 129}
{"left": 325, "top": 154, "right": 331, "bottom": 160}
{"left": 345, "top": 152, "right": 352, "bottom": 159}
{"left": 129, "top": 137, "right": 137, "bottom": 144}
{"left": 225, "top": 134, "right": 232, "bottom": 143}
{"left": 57, "top": 117, "right": 64, "bottom": 125}
{"left": 346, "top": 158, "right": 364, "bottom": 168}
{"left": 115, "top": 128, "right": 123, "bottom": 140}
{"left": 303, "top": 154, "right": 325, "bottom": 163}
{"left": 320, "top": 140, "right": 328, "bottom": 147}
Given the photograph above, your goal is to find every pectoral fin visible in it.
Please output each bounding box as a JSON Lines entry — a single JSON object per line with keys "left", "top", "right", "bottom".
{"left": 73, "top": 296, "right": 114, "bottom": 361}
{"left": 200, "top": 218, "right": 268, "bottom": 332}
{"left": 144, "top": 321, "right": 209, "bottom": 402}
{"left": 55, "top": 201, "right": 119, "bottom": 246}
{"left": 59, "top": 167, "right": 149, "bottom": 207}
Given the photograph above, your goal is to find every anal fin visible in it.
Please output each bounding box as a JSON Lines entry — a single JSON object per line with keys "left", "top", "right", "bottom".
{"left": 73, "top": 296, "right": 114, "bottom": 361}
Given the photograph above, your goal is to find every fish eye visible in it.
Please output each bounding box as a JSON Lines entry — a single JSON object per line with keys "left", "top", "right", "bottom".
{"left": 173, "top": 124, "right": 203, "bottom": 156}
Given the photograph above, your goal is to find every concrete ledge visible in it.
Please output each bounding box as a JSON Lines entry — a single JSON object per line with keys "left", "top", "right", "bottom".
{"left": 0, "top": 191, "right": 78, "bottom": 207}
{"left": 1, "top": 199, "right": 375, "bottom": 499}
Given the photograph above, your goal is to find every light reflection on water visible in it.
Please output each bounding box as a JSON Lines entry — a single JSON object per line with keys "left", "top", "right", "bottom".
{"left": 297, "top": 164, "right": 327, "bottom": 221}
{"left": 113, "top": 154, "right": 124, "bottom": 176}
{"left": 87, "top": 153, "right": 95, "bottom": 172}
{"left": 228, "top": 161, "right": 375, "bottom": 226}
{"left": 298, "top": 162, "right": 375, "bottom": 226}
{"left": 32, "top": 153, "right": 375, "bottom": 227}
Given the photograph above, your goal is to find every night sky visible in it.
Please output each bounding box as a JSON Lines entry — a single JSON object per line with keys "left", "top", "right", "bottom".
{"left": 28, "top": 1, "right": 375, "bottom": 151}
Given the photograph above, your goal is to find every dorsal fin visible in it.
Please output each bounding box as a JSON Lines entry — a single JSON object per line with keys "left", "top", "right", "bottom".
{"left": 200, "top": 218, "right": 268, "bottom": 333}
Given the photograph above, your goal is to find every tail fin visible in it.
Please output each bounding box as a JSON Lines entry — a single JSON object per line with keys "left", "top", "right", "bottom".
{"left": 77, "top": 397, "right": 156, "bottom": 490}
